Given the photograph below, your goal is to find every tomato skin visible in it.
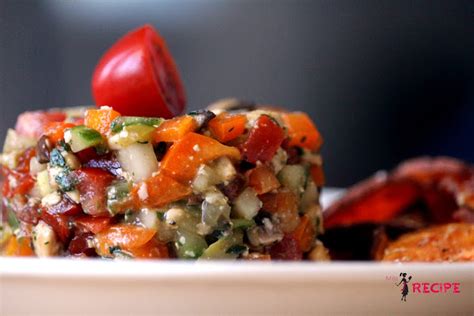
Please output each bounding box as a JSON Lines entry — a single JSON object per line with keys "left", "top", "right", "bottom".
{"left": 75, "top": 168, "right": 115, "bottom": 216}
{"left": 240, "top": 115, "right": 284, "bottom": 163}
{"left": 92, "top": 24, "right": 186, "bottom": 118}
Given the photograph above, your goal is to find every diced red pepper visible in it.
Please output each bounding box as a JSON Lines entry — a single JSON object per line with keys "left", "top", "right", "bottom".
{"left": 240, "top": 115, "right": 284, "bottom": 163}
{"left": 3, "top": 236, "right": 34, "bottom": 257}
{"left": 160, "top": 132, "right": 240, "bottom": 183}
{"left": 44, "top": 122, "right": 76, "bottom": 144}
{"left": 282, "top": 112, "right": 323, "bottom": 151}
{"left": 153, "top": 115, "right": 197, "bottom": 143}
{"left": 75, "top": 168, "right": 115, "bottom": 216}
{"left": 133, "top": 171, "right": 192, "bottom": 208}
{"left": 94, "top": 224, "right": 157, "bottom": 257}
{"left": 84, "top": 108, "right": 121, "bottom": 135}
{"left": 208, "top": 113, "right": 247, "bottom": 143}
{"left": 310, "top": 165, "right": 325, "bottom": 186}
{"left": 247, "top": 165, "right": 280, "bottom": 195}
{"left": 291, "top": 215, "right": 315, "bottom": 252}
{"left": 125, "top": 239, "right": 169, "bottom": 259}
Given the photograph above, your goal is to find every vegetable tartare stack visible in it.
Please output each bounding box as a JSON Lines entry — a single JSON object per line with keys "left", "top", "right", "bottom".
{"left": 0, "top": 102, "right": 328, "bottom": 260}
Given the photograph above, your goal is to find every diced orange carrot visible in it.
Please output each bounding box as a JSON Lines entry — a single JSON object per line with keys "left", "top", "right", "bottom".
{"left": 247, "top": 165, "right": 280, "bottom": 195}
{"left": 310, "top": 165, "right": 325, "bottom": 186}
{"left": 126, "top": 239, "right": 169, "bottom": 259}
{"left": 153, "top": 115, "right": 197, "bottom": 143}
{"left": 4, "top": 236, "right": 34, "bottom": 257}
{"left": 161, "top": 132, "right": 240, "bottom": 183}
{"left": 133, "top": 171, "right": 192, "bottom": 208}
{"left": 260, "top": 190, "right": 300, "bottom": 233}
{"left": 44, "top": 122, "right": 76, "bottom": 144}
{"left": 94, "top": 224, "right": 156, "bottom": 257}
{"left": 208, "top": 113, "right": 247, "bottom": 143}
{"left": 291, "top": 215, "right": 315, "bottom": 252}
{"left": 282, "top": 112, "right": 323, "bottom": 151}
{"left": 84, "top": 108, "right": 121, "bottom": 135}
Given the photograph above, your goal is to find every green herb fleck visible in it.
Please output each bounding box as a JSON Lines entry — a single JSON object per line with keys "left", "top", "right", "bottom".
{"left": 226, "top": 244, "right": 248, "bottom": 255}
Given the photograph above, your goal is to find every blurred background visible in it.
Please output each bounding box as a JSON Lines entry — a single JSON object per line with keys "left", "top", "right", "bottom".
{"left": 0, "top": 0, "right": 473, "bottom": 186}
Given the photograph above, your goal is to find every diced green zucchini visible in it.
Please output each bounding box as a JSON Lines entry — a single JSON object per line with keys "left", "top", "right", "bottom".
{"left": 65, "top": 126, "right": 104, "bottom": 153}
{"left": 278, "top": 164, "right": 308, "bottom": 195}
{"left": 110, "top": 125, "right": 156, "bottom": 147}
{"left": 174, "top": 229, "right": 208, "bottom": 259}
{"left": 199, "top": 230, "right": 244, "bottom": 260}
{"left": 171, "top": 207, "right": 202, "bottom": 233}
{"left": 106, "top": 180, "right": 132, "bottom": 214}
{"left": 110, "top": 116, "right": 163, "bottom": 133}
{"left": 231, "top": 218, "right": 256, "bottom": 229}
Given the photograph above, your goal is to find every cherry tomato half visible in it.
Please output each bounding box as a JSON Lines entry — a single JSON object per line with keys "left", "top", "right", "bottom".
{"left": 92, "top": 24, "right": 186, "bottom": 118}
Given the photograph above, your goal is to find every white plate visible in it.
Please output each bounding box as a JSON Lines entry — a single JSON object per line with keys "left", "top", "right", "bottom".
{"left": 1, "top": 259, "right": 473, "bottom": 315}
{"left": 1, "top": 189, "right": 473, "bottom": 315}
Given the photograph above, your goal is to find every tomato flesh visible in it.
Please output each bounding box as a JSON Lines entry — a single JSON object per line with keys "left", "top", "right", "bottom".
{"left": 75, "top": 168, "right": 115, "bottom": 216}
{"left": 240, "top": 115, "right": 284, "bottom": 163}
{"left": 92, "top": 24, "right": 186, "bottom": 118}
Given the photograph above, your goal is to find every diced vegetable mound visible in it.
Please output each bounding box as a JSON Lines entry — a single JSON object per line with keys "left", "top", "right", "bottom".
{"left": 0, "top": 104, "right": 326, "bottom": 261}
